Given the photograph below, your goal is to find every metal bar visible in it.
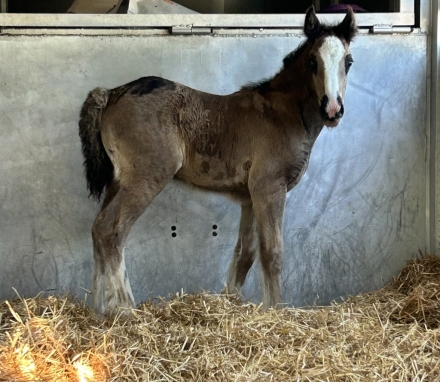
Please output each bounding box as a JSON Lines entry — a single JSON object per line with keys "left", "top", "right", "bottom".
{"left": 420, "top": 0, "right": 430, "bottom": 32}
{"left": 0, "top": 0, "right": 7, "bottom": 13}
{"left": 191, "top": 27, "right": 212, "bottom": 35}
{"left": 212, "top": 28, "right": 303, "bottom": 36}
{"left": 371, "top": 25, "right": 413, "bottom": 34}
{"left": 312, "top": 0, "right": 320, "bottom": 12}
{"left": 0, "top": 28, "right": 169, "bottom": 36}
{"left": 428, "top": 0, "right": 440, "bottom": 251}
{"left": 0, "top": 26, "right": 373, "bottom": 37}
{"left": 391, "top": 0, "right": 400, "bottom": 12}
{"left": 0, "top": 12, "right": 415, "bottom": 28}
{"left": 171, "top": 25, "right": 191, "bottom": 34}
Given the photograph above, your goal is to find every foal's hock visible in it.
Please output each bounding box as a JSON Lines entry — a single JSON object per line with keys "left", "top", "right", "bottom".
{"left": 79, "top": 7, "right": 357, "bottom": 316}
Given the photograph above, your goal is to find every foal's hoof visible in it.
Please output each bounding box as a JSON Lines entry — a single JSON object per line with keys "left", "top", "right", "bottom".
{"left": 94, "top": 305, "right": 136, "bottom": 320}
{"left": 111, "top": 306, "right": 136, "bottom": 319}
{"left": 94, "top": 299, "right": 136, "bottom": 319}
{"left": 220, "top": 286, "right": 241, "bottom": 295}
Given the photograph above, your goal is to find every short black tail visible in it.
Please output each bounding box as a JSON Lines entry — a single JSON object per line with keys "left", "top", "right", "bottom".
{"left": 78, "top": 87, "right": 112, "bottom": 201}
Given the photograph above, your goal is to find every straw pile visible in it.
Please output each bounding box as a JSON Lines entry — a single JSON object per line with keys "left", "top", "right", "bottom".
{"left": 1, "top": 254, "right": 439, "bottom": 382}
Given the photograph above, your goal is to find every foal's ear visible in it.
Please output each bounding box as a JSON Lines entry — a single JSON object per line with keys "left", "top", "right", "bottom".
{"left": 335, "top": 7, "right": 357, "bottom": 44}
{"left": 304, "top": 6, "right": 321, "bottom": 40}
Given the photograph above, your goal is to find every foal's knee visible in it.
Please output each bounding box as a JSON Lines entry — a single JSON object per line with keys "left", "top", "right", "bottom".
{"left": 260, "top": 242, "right": 283, "bottom": 275}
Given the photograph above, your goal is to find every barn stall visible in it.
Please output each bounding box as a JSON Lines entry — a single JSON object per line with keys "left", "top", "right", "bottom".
{"left": 0, "top": 0, "right": 439, "bottom": 380}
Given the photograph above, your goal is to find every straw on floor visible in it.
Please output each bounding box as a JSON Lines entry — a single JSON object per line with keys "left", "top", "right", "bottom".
{"left": 1, "top": 254, "right": 439, "bottom": 381}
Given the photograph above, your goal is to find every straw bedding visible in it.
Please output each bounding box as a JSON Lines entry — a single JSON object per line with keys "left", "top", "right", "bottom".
{"left": 1, "top": 254, "right": 439, "bottom": 381}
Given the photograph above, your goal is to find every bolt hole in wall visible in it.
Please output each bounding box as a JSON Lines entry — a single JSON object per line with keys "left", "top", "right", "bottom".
{"left": 2, "top": 0, "right": 401, "bottom": 13}
{"left": 170, "top": 225, "right": 218, "bottom": 237}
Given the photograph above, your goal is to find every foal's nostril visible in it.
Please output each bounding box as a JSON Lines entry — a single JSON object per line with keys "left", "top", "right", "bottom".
{"left": 336, "top": 102, "right": 344, "bottom": 119}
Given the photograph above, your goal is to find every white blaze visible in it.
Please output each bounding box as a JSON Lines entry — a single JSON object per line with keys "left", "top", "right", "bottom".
{"left": 319, "top": 36, "right": 345, "bottom": 118}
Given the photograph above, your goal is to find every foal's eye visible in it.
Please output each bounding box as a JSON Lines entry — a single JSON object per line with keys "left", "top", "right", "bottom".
{"left": 345, "top": 55, "right": 354, "bottom": 73}
{"left": 308, "top": 55, "right": 318, "bottom": 74}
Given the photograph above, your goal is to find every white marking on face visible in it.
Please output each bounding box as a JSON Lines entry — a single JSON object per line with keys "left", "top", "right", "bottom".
{"left": 319, "top": 36, "right": 346, "bottom": 118}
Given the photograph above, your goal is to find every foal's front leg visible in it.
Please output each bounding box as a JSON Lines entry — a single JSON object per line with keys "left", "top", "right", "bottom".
{"left": 250, "top": 179, "right": 286, "bottom": 309}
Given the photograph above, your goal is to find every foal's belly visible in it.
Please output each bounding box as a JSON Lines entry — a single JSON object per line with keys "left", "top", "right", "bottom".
{"left": 175, "top": 156, "right": 251, "bottom": 194}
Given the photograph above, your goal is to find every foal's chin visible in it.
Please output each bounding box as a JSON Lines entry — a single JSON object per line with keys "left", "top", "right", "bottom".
{"left": 324, "top": 119, "right": 341, "bottom": 128}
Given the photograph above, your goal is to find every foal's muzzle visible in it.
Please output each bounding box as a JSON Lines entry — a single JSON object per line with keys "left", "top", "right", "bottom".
{"left": 320, "top": 95, "right": 344, "bottom": 127}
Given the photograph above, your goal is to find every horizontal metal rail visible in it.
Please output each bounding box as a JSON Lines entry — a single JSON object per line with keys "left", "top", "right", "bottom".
{"left": 0, "top": 12, "right": 415, "bottom": 29}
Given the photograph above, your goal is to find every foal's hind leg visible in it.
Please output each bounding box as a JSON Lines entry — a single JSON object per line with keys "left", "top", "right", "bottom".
{"left": 92, "top": 169, "right": 177, "bottom": 316}
{"left": 224, "top": 201, "right": 258, "bottom": 294}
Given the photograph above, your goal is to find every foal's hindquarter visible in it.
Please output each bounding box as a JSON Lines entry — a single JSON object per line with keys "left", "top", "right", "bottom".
{"left": 84, "top": 7, "right": 356, "bottom": 316}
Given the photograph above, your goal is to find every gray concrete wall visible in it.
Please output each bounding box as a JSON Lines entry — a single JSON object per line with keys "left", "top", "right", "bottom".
{"left": 0, "top": 31, "right": 427, "bottom": 306}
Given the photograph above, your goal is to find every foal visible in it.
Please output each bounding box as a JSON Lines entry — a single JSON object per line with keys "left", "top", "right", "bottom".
{"left": 79, "top": 7, "right": 357, "bottom": 316}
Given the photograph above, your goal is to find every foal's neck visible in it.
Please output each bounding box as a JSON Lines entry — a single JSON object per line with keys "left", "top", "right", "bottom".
{"left": 268, "top": 51, "right": 325, "bottom": 140}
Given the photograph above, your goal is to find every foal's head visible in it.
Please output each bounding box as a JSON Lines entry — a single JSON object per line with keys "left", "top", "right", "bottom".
{"left": 302, "top": 7, "right": 357, "bottom": 127}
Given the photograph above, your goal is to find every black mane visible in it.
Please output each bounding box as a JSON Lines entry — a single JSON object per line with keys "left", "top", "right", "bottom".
{"left": 281, "top": 40, "right": 309, "bottom": 68}
{"left": 240, "top": 39, "right": 310, "bottom": 92}
{"left": 240, "top": 77, "right": 272, "bottom": 92}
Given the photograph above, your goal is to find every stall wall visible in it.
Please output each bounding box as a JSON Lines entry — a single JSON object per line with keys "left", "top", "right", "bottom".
{"left": 0, "top": 31, "right": 427, "bottom": 306}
